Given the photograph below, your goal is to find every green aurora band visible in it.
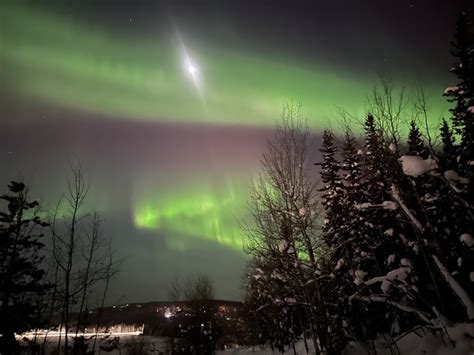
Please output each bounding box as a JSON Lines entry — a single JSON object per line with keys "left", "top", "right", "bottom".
{"left": 1, "top": 3, "right": 449, "bottom": 129}
{"left": 133, "top": 180, "right": 249, "bottom": 252}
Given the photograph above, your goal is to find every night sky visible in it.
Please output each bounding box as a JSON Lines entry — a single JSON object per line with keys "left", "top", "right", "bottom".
{"left": 1, "top": 0, "right": 472, "bottom": 303}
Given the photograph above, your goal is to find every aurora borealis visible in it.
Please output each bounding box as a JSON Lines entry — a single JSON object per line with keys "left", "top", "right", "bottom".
{"left": 1, "top": 0, "right": 472, "bottom": 302}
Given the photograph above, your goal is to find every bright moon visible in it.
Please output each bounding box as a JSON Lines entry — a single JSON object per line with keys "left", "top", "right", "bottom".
{"left": 187, "top": 63, "right": 198, "bottom": 76}
{"left": 177, "top": 37, "right": 206, "bottom": 104}
{"left": 183, "top": 52, "right": 200, "bottom": 90}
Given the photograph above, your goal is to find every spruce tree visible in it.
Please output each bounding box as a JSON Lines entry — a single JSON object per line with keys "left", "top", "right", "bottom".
{"left": 354, "top": 115, "right": 426, "bottom": 336}
{"left": 340, "top": 131, "right": 365, "bottom": 258}
{"left": 319, "top": 129, "right": 344, "bottom": 248}
{"left": 0, "top": 182, "right": 48, "bottom": 354}
{"left": 407, "top": 120, "right": 426, "bottom": 157}
{"left": 442, "top": 12, "right": 474, "bottom": 307}
{"left": 318, "top": 129, "right": 349, "bottom": 353}
{"left": 445, "top": 12, "right": 474, "bottom": 158}
{"left": 440, "top": 118, "right": 456, "bottom": 168}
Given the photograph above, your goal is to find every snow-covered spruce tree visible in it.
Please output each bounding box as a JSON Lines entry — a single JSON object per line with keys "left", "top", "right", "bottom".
{"left": 445, "top": 12, "right": 474, "bottom": 149}
{"left": 339, "top": 130, "right": 365, "bottom": 264}
{"left": 394, "top": 123, "right": 455, "bottom": 319}
{"left": 392, "top": 151, "right": 474, "bottom": 323}
{"left": 339, "top": 131, "right": 365, "bottom": 268}
{"left": 0, "top": 182, "right": 49, "bottom": 354}
{"left": 361, "top": 114, "right": 473, "bottom": 329}
{"left": 316, "top": 129, "right": 352, "bottom": 353}
{"left": 444, "top": 12, "right": 474, "bottom": 199}
{"left": 347, "top": 115, "right": 434, "bottom": 339}
{"left": 243, "top": 104, "right": 323, "bottom": 353}
{"left": 337, "top": 130, "right": 387, "bottom": 341}
{"left": 319, "top": 129, "right": 344, "bottom": 247}
{"left": 438, "top": 11, "right": 474, "bottom": 317}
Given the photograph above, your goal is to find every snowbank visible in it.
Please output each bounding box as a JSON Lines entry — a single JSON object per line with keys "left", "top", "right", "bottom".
{"left": 220, "top": 323, "right": 473, "bottom": 355}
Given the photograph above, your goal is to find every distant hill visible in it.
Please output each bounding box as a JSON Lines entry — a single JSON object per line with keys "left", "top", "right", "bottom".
{"left": 62, "top": 300, "right": 244, "bottom": 337}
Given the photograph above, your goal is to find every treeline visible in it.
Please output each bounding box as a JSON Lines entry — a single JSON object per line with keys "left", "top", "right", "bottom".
{"left": 0, "top": 164, "right": 121, "bottom": 355}
{"left": 242, "top": 12, "right": 474, "bottom": 354}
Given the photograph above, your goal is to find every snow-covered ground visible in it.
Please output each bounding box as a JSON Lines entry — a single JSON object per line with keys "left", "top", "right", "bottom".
{"left": 220, "top": 323, "right": 474, "bottom": 355}
{"left": 17, "top": 333, "right": 169, "bottom": 354}
{"left": 17, "top": 323, "right": 473, "bottom": 354}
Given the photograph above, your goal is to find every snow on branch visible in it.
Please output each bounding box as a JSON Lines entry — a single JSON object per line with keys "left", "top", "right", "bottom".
{"left": 399, "top": 155, "right": 438, "bottom": 177}
{"left": 364, "top": 266, "right": 412, "bottom": 294}
{"left": 354, "top": 295, "right": 434, "bottom": 325}
{"left": 355, "top": 201, "right": 398, "bottom": 211}
{"left": 444, "top": 170, "right": 470, "bottom": 185}
{"left": 443, "top": 86, "right": 459, "bottom": 95}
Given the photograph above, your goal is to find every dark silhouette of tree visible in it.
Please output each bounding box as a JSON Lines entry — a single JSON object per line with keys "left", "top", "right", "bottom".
{"left": 243, "top": 105, "right": 324, "bottom": 353}
{"left": 445, "top": 11, "right": 474, "bottom": 149}
{"left": 45, "top": 163, "right": 121, "bottom": 355}
{"left": 440, "top": 118, "right": 455, "bottom": 166}
{"left": 407, "top": 120, "right": 426, "bottom": 157}
{"left": 168, "top": 274, "right": 218, "bottom": 354}
{"left": 0, "top": 181, "right": 49, "bottom": 354}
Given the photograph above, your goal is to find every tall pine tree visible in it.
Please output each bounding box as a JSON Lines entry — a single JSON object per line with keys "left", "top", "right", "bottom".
{"left": 439, "top": 118, "right": 456, "bottom": 169}
{"left": 407, "top": 120, "right": 426, "bottom": 157}
{"left": 445, "top": 12, "right": 474, "bottom": 159}
{"left": 0, "top": 182, "right": 48, "bottom": 354}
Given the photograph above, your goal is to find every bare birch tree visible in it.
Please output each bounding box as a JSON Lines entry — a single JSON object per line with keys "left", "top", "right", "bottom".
{"left": 45, "top": 163, "right": 120, "bottom": 355}
{"left": 243, "top": 103, "right": 325, "bottom": 353}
